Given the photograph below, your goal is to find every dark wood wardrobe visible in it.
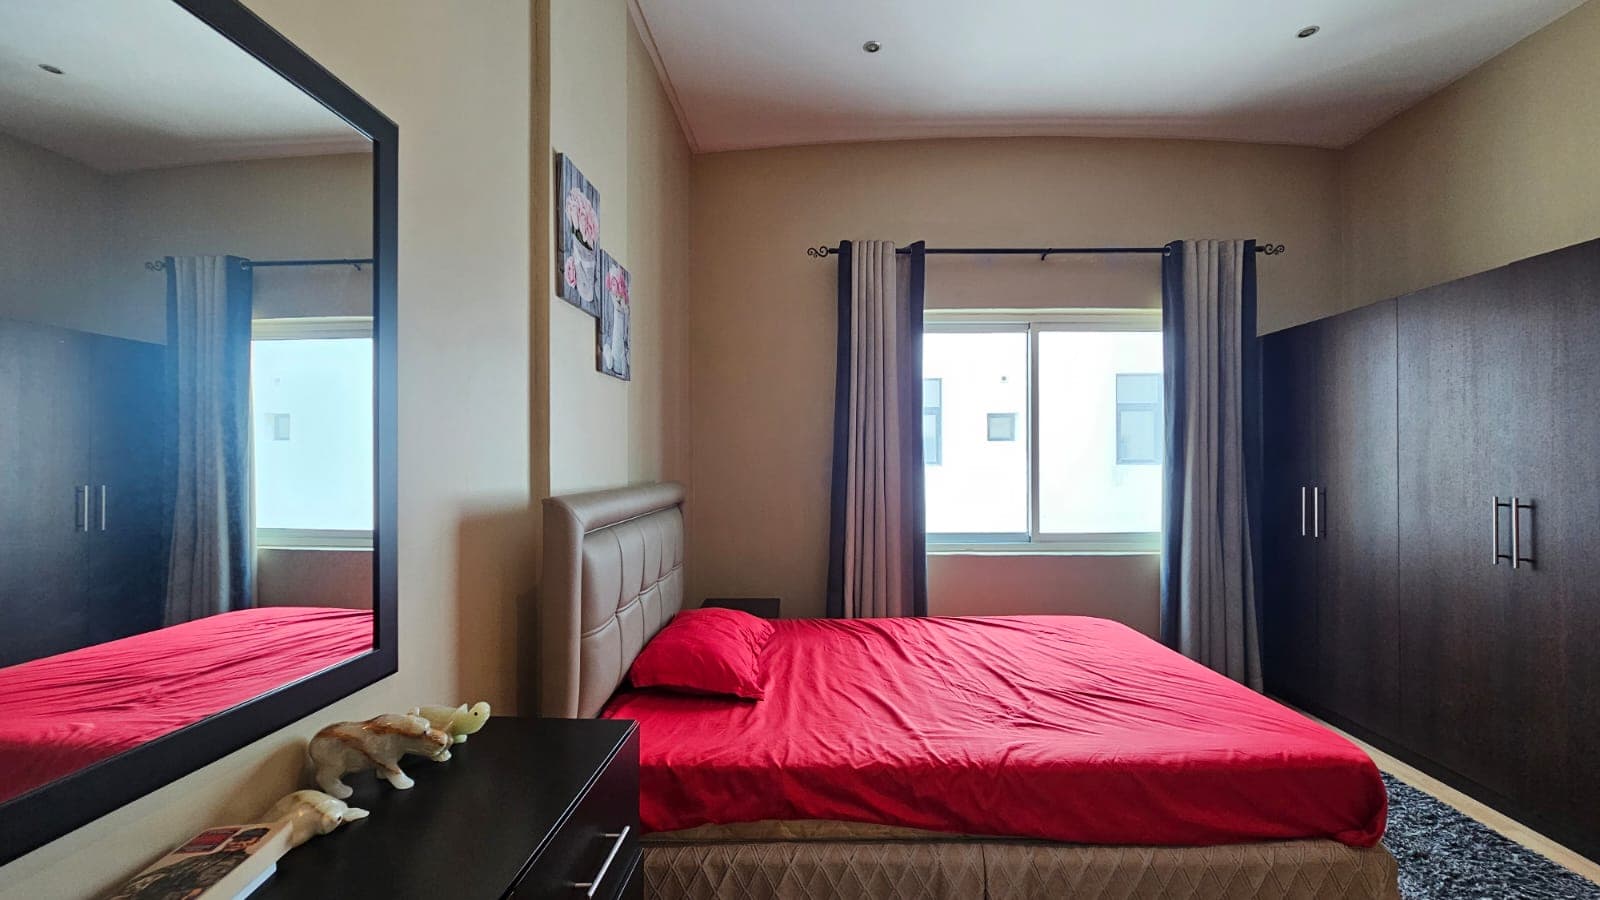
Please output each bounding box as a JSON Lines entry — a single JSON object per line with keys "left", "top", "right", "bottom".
{"left": 0, "top": 318, "right": 167, "bottom": 667}
{"left": 1261, "top": 238, "right": 1600, "bottom": 859}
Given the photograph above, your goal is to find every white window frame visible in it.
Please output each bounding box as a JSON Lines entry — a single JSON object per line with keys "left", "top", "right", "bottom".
{"left": 251, "top": 316, "right": 375, "bottom": 550}
{"left": 924, "top": 308, "right": 1163, "bottom": 555}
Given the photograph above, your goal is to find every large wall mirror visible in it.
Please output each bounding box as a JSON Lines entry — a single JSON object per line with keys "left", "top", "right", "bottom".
{"left": 0, "top": 0, "right": 397, "bottom": 861}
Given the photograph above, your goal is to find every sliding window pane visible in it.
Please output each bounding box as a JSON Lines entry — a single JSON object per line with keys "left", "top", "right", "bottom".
{"left": 923, "top": 331, "right": 1028, "bottom": 535}
{"left": 1037, "top": 330, "right": 1162, "bottom": 534}
{"left": 252, "top": 337, "right": 374, "bottom": 530}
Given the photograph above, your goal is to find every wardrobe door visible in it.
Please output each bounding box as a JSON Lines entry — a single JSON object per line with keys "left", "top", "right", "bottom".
{"left": 86, "top": 334, "right": 168, "bottom": 645}
{"left": 1260, "top": 324, "right": 1320, "bottom": 706}
{"left": 1397, "top": 266, "right": 1521, "bottom": 793}
{"left": 0, "top": 320, "right": 94, "bottom": 666}
{"left": 1313, "top": 301, "right": 1400, "bottom": 736}
{"left": 1500, "top": 240, "right": 1600, "bottom": 845}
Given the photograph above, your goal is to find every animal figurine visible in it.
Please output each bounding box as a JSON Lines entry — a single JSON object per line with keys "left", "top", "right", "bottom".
{"left": 264, "top": 789, "right": 369, "bottom": 849}
{"left": 307, "top": 714, "right": 451, "bottom": 799}
{"left": 408, "top": 702, "right": 491, "bottom": 755}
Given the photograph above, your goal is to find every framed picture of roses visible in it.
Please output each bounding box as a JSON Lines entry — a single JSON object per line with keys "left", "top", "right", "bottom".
{"left": 556, "top": 153, "right": 601, "bottom": 315}
{"left": 598, "top": 251, "right": 631, "bottom": 381}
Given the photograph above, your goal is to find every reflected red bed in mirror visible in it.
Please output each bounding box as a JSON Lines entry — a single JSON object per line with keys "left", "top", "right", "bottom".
{"left": 0, "top": 607, "right": 373, "bottom": 804}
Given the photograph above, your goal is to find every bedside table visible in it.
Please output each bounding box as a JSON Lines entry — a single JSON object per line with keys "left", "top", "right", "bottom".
{"left": 255, "top": 718, "right": 640, "bottom": 900}
{"left": 701, "top": 597, "right": 780, "bottom": 619}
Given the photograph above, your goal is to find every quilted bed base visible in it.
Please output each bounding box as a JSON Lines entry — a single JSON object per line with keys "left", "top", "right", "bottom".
{"left": 642, "top": 838, "right": 1400, "bottom": 900}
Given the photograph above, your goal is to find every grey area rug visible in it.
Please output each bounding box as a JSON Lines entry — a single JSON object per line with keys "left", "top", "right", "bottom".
{"left": 1382, "top": 774, "right": 1600, "bottom": 900}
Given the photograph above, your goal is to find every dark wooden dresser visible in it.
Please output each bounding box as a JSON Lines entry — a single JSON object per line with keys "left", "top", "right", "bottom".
{"left": 255, "top": 717, "right": 640, "bottom": 900}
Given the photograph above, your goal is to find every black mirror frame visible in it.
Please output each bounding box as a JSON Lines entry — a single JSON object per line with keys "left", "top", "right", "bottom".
{"left": 0, "top": 0, "right": 398, "bottom": 865}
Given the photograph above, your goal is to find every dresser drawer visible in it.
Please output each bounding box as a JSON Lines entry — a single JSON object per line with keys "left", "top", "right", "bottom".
{"left": 513, "top": 729, "right": 640, "bottom": 899}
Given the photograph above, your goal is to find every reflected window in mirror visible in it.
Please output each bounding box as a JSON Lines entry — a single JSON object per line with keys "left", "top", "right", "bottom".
{"left": 252, "top": 316, "right": 375, "bottom": 550}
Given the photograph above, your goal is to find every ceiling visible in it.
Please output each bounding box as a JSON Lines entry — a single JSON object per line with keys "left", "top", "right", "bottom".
{"left": 631, "top": 0, "right": 1587, "bottom": 153}
{"left": 0, "top": 0, "right": 368, "bottom": 173}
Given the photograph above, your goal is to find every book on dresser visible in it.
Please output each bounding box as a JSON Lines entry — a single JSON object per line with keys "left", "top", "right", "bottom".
{"left": 107, "top": 820, "right": 291, "bottom": 900}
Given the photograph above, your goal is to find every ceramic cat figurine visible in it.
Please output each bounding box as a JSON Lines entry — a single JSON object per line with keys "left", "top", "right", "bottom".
{"left": 408, "top": 702, "right": 490, "bottom": 755}
{"left": 264, "top": 789, "right": 370, "bottom": 849}
{"left": 307, "top": 714, "right": 451, "bottom": 799}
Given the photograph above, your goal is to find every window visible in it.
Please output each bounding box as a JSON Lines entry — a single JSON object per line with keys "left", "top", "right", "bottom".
{"left": 251, "top": 317, "right": 374, "bottom": 548}
{"left": 924, "top": 311, "right": 1162, "bottom": 551}
{"left": 922, "top": 377, "right": 942, "bottom": 465}
{"left": 986, "top": 413, "right": 1017, "bottom": 442}
{"left": 1115, "top": 374, "right": 1163, "bottom": 465}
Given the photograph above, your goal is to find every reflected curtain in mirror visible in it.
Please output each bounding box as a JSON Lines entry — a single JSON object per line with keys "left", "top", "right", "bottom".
{"left": 163, "top": 255, "right": 254, "bottom": 625}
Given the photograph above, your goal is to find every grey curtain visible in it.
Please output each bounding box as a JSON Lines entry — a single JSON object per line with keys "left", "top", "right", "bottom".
{"left": 826, "top": 240, "right": 928, "bottom": 618}
{"left": 1160, "top": 239, "right": 1263, "bottom": 689}
{"left": 163, "top": 255, "right": 254, "bottom": 626}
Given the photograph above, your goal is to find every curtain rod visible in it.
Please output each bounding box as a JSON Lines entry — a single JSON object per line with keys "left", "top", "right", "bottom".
{"left": 805, "top": 244, "right": 1285, "bottom": 260}
{"left": 143, "top": 257, "right": 374, "bottom": 272}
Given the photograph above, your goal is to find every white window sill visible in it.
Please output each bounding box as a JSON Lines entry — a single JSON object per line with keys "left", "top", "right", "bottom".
{"left": 928, "top": 544, "right": 1160, "bottom": 558}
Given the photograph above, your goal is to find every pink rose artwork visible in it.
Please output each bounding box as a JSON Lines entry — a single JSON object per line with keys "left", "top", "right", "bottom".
{"left": 564, "top": 256, "right": 578, "bottom": 288}
{"left": 565, "top": 187, "right": 598, "bottom": 249}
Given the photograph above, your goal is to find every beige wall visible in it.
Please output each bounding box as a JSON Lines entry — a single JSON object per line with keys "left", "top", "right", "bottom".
{"left": 927, "top": 553, "right": 1161, "bottom": 636}
{"left": 0, "top": 0, "right": 533, "bottom": 896}
{"left": 542, "top": 1, "right": 691, "bottom": 497}
{"left": 256, "top": 549, "right": 373, "bottom": 610}
{"left": 0, "top": 132, "right": 116, "bottom": 336}
{"left": 0, "top": 138, "right": 372, "bottom": 343}
{"left": 110, "top": 152, "right": 375, "bottom": 340}
{"left": 1341, "top": 0, "right": 1600, "bottom": 307}
{"left": 688, "top": 138, "right": 1340, "bottom": 621}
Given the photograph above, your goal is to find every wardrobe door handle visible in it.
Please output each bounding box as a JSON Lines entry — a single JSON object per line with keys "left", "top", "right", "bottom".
{"left": 74, "top": 485, "right": 89, "bottom": 532}
{"left": 1313, "top": 487, "right": 1323, "bottom": 539}
{"left": 98, "top": 485, "right": 108, "bottom": 532}
{"left": 1300, "top": 486, "right": 1308, "bottom": 537}
{"left": 1492, "top": 496, "right": 1505, "bottom": 565}
{"left": 1511, "top": 497, "right": 1534, "bottom": 569}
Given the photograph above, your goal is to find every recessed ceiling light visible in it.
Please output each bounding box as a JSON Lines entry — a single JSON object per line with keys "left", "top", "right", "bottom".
{"left": 38, "top": 63, "right": 64, "bottom": 74}
{"left": 1296, "top": 25, "right": 1321, "bottom": 39}
{"left": 862, "top": 40, "right": 882, "bottom": 53}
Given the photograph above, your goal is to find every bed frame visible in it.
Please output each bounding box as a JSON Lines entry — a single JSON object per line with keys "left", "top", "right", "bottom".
{"left": 538, "top": 482, "right": 1399, "bottom": 899}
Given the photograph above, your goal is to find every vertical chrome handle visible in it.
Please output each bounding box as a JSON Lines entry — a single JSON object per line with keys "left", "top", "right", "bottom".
{"left": 1510, "top": 497, "right": 1534, "bottom": 569}
{"left": 1312, "top": 487, "right": 1323, "bottom": 539}
{"left": 1492, "top": 496, "right": 1504, "bottom": 565}
{"left": 1300, "top": 486, "right": 1308, "bottom": 537}
{"left": 572, "top": 826, "right": 630, "bottom": 898}
{"left": 1511, "top": 496, "right": 1521, "bottom": 569}
{"left": 98, "top": 485, "right": 108, "bottom": 531}
{"left": 74, "top": 485, "right": 89, "bottom": 532}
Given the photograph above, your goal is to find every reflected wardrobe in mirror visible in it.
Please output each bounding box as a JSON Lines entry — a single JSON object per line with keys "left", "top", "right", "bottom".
{"left": 0, "top": 0, "right": 397, "bottom": 861}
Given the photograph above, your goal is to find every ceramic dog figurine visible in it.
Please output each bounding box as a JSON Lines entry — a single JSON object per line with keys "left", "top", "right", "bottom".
{"left": 265, "top": 789, "right": 370, "bottom": 849}
{"left": 307, "top": 714, "right": 451, "bottom": 799}
{"left": 408, "top": 702, "right": 491, "bottom": 751}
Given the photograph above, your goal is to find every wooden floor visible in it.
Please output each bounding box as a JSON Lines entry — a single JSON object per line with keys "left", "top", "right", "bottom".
{"left": 1309, "top": 715, "right": 1600, "bottom": 885}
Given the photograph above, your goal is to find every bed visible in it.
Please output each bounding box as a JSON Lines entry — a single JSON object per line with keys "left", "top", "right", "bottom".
{"left": 539, "top": 482, "right": 1399, "bottom": 899}
{"left": 0, "top": 606, "right": 373, "bottom": 803}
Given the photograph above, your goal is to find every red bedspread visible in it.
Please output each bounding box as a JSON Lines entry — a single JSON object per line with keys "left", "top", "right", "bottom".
{"left": 0, "top": 607, "right": 372, "bottom": 803}
{"left": 602, "top": 615, "right": 1387, "bottom": 847}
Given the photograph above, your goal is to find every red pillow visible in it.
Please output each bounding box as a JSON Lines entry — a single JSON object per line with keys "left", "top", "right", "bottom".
{"left": 628, "top": 607, "right": 774, "bottom": 700}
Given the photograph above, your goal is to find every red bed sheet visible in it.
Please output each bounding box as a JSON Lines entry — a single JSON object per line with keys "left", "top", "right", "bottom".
{"left": 602, "top": 615, "right": 1387, "bottom": 847}
{"left": 0, "top": 606, "right": 372, "bottom": 803}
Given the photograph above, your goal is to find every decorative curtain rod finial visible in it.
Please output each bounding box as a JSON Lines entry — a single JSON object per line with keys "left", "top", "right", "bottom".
{"left": 1260, "top": 243, "right": 1286, "bottom": 255}
{"left": 144, "top": 260, "right": 166, "bottom": 272}
{"left": 806, "top": 245, "right": 834, "bottom": 258}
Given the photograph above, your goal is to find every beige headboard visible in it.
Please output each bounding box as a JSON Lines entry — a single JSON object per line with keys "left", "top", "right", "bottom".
{"left": 539, "top": 482, "right": 685, "bottom": 718}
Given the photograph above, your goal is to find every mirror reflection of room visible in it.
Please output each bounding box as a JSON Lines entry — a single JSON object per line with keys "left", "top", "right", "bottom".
{"left": 0, "top": 0, "right": 376, "bottom": 805}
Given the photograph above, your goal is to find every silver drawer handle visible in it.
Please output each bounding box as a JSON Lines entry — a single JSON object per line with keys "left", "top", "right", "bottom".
{"left": 572, "top": 826, "right": 629, "bottom": 898}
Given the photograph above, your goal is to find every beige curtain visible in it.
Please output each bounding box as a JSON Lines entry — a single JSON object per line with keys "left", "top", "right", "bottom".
{"left": 1161, "top": 239, "right": 1263, "bottom": 689}
{"left": 826, "top": 240, "right": 928, "bottom": 618}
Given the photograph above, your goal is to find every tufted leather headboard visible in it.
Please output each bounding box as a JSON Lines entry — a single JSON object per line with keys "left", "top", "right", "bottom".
{"left": 539, "top": 482, "right": 686, "bottom": 718}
